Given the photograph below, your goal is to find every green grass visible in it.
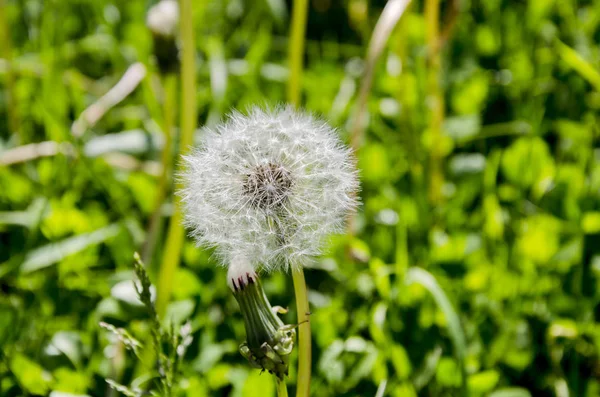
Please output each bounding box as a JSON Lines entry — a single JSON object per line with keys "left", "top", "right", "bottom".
{"left": 1, "top": 0, "right": 600, "bottom": 396}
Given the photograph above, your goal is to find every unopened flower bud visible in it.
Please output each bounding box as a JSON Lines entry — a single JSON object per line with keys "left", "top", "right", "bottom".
{"left": 146, "top": 0, "right": 179, "bottom": 74}
{"left": 229, "top": 257, "right": 295, "bottom": 379}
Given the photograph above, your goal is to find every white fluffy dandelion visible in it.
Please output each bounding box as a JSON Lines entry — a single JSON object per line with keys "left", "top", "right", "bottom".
{"left": 180, "top": 106, "right": 359, "bottom": 279}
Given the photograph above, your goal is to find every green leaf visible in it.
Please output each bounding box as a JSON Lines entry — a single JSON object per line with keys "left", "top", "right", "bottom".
{"left": 45, "top": 332, "right": 83, "bottom": 368}
{"left": 451, "top": 73, "right": 489, "bottom": 115}
{"left": 435, "top": 357, "right": 462, "bottom": 387}
{"left": 10, "top": 353, "right": 52, "bottom": 395}
{"left": 52, "top": 367, "right": 91, "bottom": 394}
{"left": 193, "top": 342, "right": 237, "bottom": 373}
{"left": 359, "top": 144, "right": 391, "bottom": 184}
{"left": 21, "top": 224, "right": 121, "bottom": 273}
{"left": 348, "top": 347, "right": 379, "bottom": 387}
{"left": 516, "top": 214, "right": 561, "bottom": 264}
{"left": 49, "top": 392, "right": 91, "bottom": 397}
{"left": 318, "top": 340, "right": 345, "bottom": 383}
{"left": 413, "top": 346, "right": 442, "bottom": 391}
{"left": 467, "top": 370, "right": 500, "bottom": 394}
{"left": 164, "top": 299, "right": 195, "bottom": 327}
{"left": 105, "top": 379, "right": 140, "bottom": 397}
{"left": 172, "top": 268, "right": 203, "bottom": 299}
{"left": 444, "top": 115, "right": 481, "bottom": 142}
{"left": 489, "top": 388, "right": 532, "bottom": 397}
{"left": 389, "top": 344, "right": 412, "bottom": 380}
{"left": 405, "top": 268, "right": 467, "bottom": 391}
{"left": 557, "top": 40, "right": 600, "bottom": 91}
{"left": 241, "top": 369, "right": 275, "bottom": 397}
{"left": 582, "top": 212, "right": 600, "bottom": 234}
{"left": 501, "top": 137, "right": 554, "bottom": 190}
{"left": 370, "top": 258, "right": 391, "bottom": 299}
{"left": 0, "top": 197, "right": 47, "bottom": 228}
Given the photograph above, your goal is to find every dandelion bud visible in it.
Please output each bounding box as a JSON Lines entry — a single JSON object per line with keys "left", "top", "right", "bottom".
{"left": 229, "top": 257, "right": 294, "bottom": 379}
{"left": 146, "top": 0, "right": 179, "bottom": 74}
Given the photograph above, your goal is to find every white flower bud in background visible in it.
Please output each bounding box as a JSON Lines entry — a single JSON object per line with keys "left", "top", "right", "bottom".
{"left": 180, "top": 106, "right": 359, "bottom": 280}
{"left": 146, "top": 0, "right": 179, "bottom": 38}
{"left": 146, "top": 0, "right": 180, "bottom": 74}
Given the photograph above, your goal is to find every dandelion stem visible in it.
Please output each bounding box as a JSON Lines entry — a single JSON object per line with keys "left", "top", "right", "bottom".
{"left": 288, "top": 1, "right": 312, "bottom": 395}
{"left": 287, "top": 0, "right": 309, "bottom": 105}
{"left": 292, "top": 267, "right": 311, "bottom": 397}
{"left": 276, "top": 376, "right": 289, "bottom": 397}
{"left": 156, "top": 0, "right": 197, "bottom": 319}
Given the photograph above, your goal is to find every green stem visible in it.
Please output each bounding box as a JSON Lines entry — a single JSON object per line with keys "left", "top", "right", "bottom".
{"left": 287, "top": 1, "right": 312, "bottom": 394}
{"left": 287, "top": 0, "right": 309, "bottom": 105}
{"left": 395, "top": 212, "right": 408, "bottom": 281}
{"left": 276, "top": 376, "right": 289, "bottom": 397}
{"left": 425, "top": 0, "right": 444, "bottom": 205}
{"left": 156, "top": 0, "right": 197, "bottom": 319}
{"left": 0, "top": 0, "right": 19, "bottom": 141}
{"left": 292, "top": 268, "right": 311, "bottom": 397}
{"left": 142, "top": 73, "right": 177, "bottom": 264}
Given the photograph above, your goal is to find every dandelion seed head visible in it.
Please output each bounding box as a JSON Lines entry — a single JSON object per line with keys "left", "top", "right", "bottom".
{"left": 180, "top": 106, "right": 359, "bottom": 275}
{"left": 243, "top": 162, "right": 294, "bottom": 210}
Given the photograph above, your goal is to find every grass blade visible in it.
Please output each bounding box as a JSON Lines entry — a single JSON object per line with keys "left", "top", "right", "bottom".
{"left": 71, "top": 63, "right": 146, "bottom": 137}
{"left": 405, "top": 267, "right": 467, "bottom": 393}
{"left": 21, "top": 224, "right": 121, "bottom": 273}
{"left": 557, "top": 40, "right": 600, "bottom": 92}
{"left": 350, "top": 0, "right": 412, "bottom": 151}
{"left": 374, "top": 379, "right": 388, "bottom": 397}
{"left": 489, "top": 388, "right": 533, "bottom": 397}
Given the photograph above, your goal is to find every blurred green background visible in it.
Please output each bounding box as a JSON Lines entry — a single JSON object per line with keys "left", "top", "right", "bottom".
{"left": 1, "top": 0, "right": 600, "bottom": 396}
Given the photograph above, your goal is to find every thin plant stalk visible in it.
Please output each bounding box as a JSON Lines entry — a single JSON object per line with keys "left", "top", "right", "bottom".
{"left": 156, "top": 0, "right": 197, "bottom": 319}
{"left": 157, "top": 210, "right": 185, "bottom": 318}
{"left": 350, "top": 0, "right": 412, "bottom": 152}
{"left": 287, "top": 0, "right": 309, "bottom": 106}
{"left": 438, "top": 0, "right": 459, "bottom": 49}
{"left": 348, "top": 0, "right": 411, "bottom": 236}
{"left": 395, "top": 212, "right": 408, "bottom": 281}
{"left": 277, "top": 377, "right": 289, "bottom": 397}
{"left": 71, "top": 63, "right": 147, "bottom": 137}
{"left": 425, "top": 0, "right": 444, "bottom": 204}
{"left": 292, "top": 267, "right": 311, "bottom": 397}
{"left": 0, "top": 0, "right": 20, "bottom": 141}
{"left": 288, "top": 1, "right": 312, "bottom": 396}
{"left": 142, "top": 74, "right": 177, "bottom": 264}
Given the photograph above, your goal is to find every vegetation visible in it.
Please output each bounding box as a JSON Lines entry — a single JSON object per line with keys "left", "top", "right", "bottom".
{"left": 1, "top": 0, "right": 599, "bottom": 396}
